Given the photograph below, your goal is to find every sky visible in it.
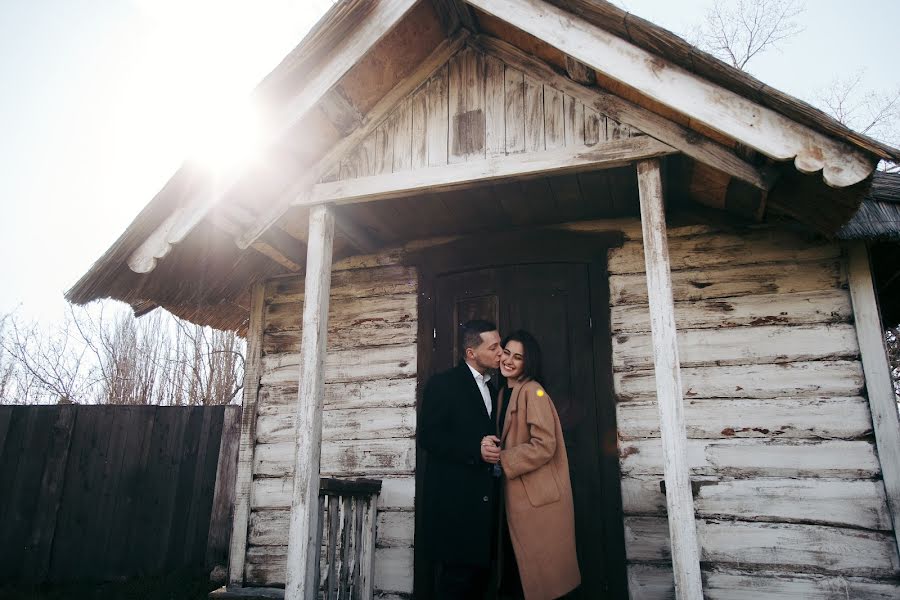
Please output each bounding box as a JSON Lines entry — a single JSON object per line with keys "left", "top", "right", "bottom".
{"left": 1, "top": 0, "right": 898, "bottom": 325}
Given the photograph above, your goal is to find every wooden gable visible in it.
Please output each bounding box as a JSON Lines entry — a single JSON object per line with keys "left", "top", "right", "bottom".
{"left": 320, "top": 43, "right": 645, "bottom": 185}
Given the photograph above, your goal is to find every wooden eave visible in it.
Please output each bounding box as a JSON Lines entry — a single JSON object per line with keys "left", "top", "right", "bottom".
{"left": 67, "top": 0, "right": 897, "bottom": 332}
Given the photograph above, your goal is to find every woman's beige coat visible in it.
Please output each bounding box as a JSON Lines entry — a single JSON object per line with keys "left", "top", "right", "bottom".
{"left": 498, "top": 379, "right": 581, "bottom": 600}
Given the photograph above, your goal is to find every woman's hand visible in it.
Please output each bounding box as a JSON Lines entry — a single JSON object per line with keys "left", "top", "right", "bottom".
{"left": 480, "top": 435, "right": 501, "bottom": 464}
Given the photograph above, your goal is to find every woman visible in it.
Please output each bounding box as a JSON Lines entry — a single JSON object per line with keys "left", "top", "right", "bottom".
{"left": 496, "top": 330, "right": 581, "bottom": 600}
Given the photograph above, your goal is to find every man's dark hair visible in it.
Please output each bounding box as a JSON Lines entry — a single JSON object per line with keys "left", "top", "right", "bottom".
{"left": 459, "top": 319, "right": 498, "bottom": 357}
{"left": 502, "top": 329, "right": 544, "bottom": 385}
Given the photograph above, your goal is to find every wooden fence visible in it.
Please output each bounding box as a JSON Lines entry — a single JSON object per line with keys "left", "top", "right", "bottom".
{"left": 0, "top": 404, "right": 241, "bottom": 582}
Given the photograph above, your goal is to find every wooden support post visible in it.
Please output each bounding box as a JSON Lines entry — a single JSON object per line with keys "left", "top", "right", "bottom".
{"left": 636, "top": 159, "right": 704, "bottom": 599}
{"left": 227, "top": 283, "right": 266, "bottom": 588}
{"left": 847, "top": 241, "right": 900, "bottom": 558}
{"left": 285, "top": 204, "right": 335, "bottom": 600}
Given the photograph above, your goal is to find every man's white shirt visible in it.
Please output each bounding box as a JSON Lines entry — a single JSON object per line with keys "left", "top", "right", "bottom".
{"left": 467, "top": 363, "right": 492, "bottom": 417}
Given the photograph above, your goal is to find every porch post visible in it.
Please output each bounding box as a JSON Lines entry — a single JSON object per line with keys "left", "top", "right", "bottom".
{"left": 285, "top": 204, "right": 335, "bottom": 600}
{"left": 636, "top": 159, "right": 703, "bottom": 599}
{"left": 846, "top": 241, "right": 900, "bottom": 557}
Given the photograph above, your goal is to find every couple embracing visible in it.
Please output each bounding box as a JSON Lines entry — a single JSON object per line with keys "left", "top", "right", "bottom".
{"left": 419, "top": 320, "right": 581, "bottom": 600}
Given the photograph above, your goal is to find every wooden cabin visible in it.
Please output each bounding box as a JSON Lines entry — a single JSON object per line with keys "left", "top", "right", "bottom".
{"left": 68, "top": 1, "right": 900, "bottom": 598}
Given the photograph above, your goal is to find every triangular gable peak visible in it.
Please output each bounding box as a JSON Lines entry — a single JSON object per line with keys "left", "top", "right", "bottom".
{"left": 319, "top": 43, "right": 644, "bottom": 185}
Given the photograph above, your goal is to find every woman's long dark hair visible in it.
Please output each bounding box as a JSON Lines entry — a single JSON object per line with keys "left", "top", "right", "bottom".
{"left": 501, "top": 329, "right": 544, "bottom": 385}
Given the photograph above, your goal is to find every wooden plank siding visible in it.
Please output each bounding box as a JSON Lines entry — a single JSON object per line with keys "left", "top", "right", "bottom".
{"left": 247, "top": 261, "right": 418, "bottom": 596}
{"left": 327, "top": 42, "right": 641, "bottom": 186}
{"left": 608, "top": 222, "right": 900, "bottom": 597}
{"left": 246, "top": 217, "right": 900, "bottom": 597}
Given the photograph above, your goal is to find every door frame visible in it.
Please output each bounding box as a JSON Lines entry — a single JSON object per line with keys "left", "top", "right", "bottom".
{"left": 405, "top": 228, "right": 628, "bottom": 598}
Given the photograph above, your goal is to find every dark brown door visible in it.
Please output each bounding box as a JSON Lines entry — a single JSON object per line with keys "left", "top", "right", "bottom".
{"left": 431, "top": 262, "right": 623, "bottom": 598}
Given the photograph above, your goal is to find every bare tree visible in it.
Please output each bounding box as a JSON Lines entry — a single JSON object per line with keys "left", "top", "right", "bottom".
{"left": 697, "top": 0, "right": 804, "bottom": 71}
{"left": 815, "top": 73, "right": 900, "bottom": 171}
{"left": 0, "top": 304, "right": 244, "bottom": 406}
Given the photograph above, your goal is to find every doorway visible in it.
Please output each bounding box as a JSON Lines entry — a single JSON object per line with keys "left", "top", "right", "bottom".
{"left": 412, "top": 231, "right": 627, "bottom": 598}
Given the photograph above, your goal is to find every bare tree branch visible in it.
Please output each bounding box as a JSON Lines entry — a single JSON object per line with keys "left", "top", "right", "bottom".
{"left": 698, "top": 0, "right": 805, "bottom": 71}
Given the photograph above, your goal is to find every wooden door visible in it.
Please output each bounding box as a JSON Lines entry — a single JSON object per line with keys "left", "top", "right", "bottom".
{"left": 429, "top": 262, "right": 623, "bottom": 598}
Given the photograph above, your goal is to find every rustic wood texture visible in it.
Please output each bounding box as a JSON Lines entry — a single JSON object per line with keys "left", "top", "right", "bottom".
{"left": 466, "top": 0, "right": 877, "bottom": 188}
{"left": 285, "top": 205, "right": 335, "bottom": 600}
{"left": 247, "top": 252, "right": 418, "bottom": 594}
{"left": 229, "top": 284, "right": 267, "bottom": 586}
{"left": 847, "top": 242, "right": 900, "bottom": 558}
{"left": 207, "top": 405, "right": 242, "bottom": 571}
{"left": 605, "top": 217, "right": 898, "bottom": 595}
{"left": 636, "top": 158, "right": 703, "bottom": 599}
{"left": 0, "top": 405, "right": 233, "bottom": 583}
{"left": 323, "top": 41, "right": 649, "bottom": 190}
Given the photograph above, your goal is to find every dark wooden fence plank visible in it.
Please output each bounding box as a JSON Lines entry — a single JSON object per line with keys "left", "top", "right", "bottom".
{"left": 165, "top": 406, "right": 205, "bottom": 571}
{"left": 2, "top": 408, "right": 56, "bottom": 579}
{"left": 2, "top": 405, "right": 238, "bottom": 583}
{"left": 22, "top": 405, "right": 77, "bottom": 580}
{"left": 206, "top": 405, "right": 241, "bottom": 570}
{"left": 75, "top": 408, "right": 119, "bottom": 580}
{"left": 0, "top": 407, "right": 30, "bottom": 579}
{"left": 49, "top": 407, "right": 106, "bottom": 581}
{"left": 185, "top": 406, "right": 225, "bottom": 568}
{"left": 117, "top": 407, "right": 159, "bottom": 578}
{"left": 0, "top": 406, "right": 14, "bottom": 454}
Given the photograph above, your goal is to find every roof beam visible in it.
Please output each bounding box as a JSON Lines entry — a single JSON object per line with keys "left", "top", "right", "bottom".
{"left": 298, "top": 136, "right": 676, "bottom": 207}
{"left": 126, "top": 0, "right": 417, "bottom": 275}
{"left": 469, "top": 35, "right": 772, "bottom": 192}
{"left": 235, "top": 30, "right": 470, "bottom": 251}
{"left": 431, "top": 0, "right": 477, "bottom": 34}
{"left": 465, "top": 0, "right": 878, "bottom": 187}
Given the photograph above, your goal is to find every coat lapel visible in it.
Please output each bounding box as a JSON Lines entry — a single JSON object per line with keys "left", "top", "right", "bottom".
{"left": 458, "top": 363, "right": 491, "bottom": 422}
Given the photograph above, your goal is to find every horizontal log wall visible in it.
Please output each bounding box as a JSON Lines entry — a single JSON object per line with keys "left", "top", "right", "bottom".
{"left": 610, "top": 222, "right": 900, "bottom": 598}
{"left": 248, "top": 260, "right": 417, "bottom": 597}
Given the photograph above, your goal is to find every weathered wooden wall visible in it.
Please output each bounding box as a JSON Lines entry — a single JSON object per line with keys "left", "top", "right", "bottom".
{"left": 245, "top": 259, "right": 418, "bottom": 598}
{"left": 610, "top": 223, "right": 900, "bottom": 598}
{"left": 244, "top": 219, "right": 900, "bottom": 598}
{"left": 322, "top": 43, "right": 640, "bottom": 183}
{"left": 0, "top": 404, "right": 240, "bottom": 583}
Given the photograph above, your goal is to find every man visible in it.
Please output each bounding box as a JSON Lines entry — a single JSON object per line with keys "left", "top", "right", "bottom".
{"left": 419, "top": 319, "right": 503, "bottom": 599}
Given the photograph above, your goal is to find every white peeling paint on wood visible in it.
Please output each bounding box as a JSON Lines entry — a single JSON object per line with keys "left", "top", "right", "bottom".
{"left": 608, "top": 230, "right": 840, "bottom": 276}
{"left": 614, "top": 360, "right": 865, "bottom": 402}
{"left": 613, "top": 323, "right": 859, "bottom": 371}
{"left": 254, "top": 438, "right": 416, "bottom": 478}
{"left": 252, "top": 476, "right": 415, "bottom": 512}
{"left": 611, "top": 289, "right": 853, "bottom": 334}
{"left": 249, "top": 509, "right": 413, "bottom": 549}
{"left": 625, "top": 516, "right": 900, "bottom": 577}
{"left": 609, "top": 259, "right": 844, "bottom": 306}
{"left": 466, "top": 0, "right": 876, "bottom": 187}
{"left": 243, "top": 544, "right": 414, "bottom": 593}
{"left": 257, "top": 378, "right": 417, "bottom": 416}
{"left": 256, "top": 406, "right": 416, "bottom": 444}
{"left": 617, "top": 396, "right": 872, "bottom": 440}
{"left": 619, "top": 438, "right": 880, "bottom": 479}
{"left": 626, "top": 564, "right": 900, "bottom": 600}
{"left": 266, "top": 265, "right": 416, "bottom": 304}
{"left": 847, "top": 242, "right": 900, "bottom": 558}
{"left": 260, "top": 344, "right": 417, "bottom": 385}
{"left": 621, "top": 476, "right": 892, "bottom": 531}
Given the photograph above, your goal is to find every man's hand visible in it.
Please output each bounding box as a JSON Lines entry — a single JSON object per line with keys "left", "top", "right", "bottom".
{"left": 480, "top": 435, "right": 501, "bottom": 464}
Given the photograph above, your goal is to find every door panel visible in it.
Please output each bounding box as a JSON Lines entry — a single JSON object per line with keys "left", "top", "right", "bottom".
{"left": 431, "top": 262, "right": 617, "bottom": 598}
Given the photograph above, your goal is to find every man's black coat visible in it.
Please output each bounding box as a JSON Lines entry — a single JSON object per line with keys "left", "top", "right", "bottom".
{"left": 419, "top": 362, "right": 499, "bottom": 567}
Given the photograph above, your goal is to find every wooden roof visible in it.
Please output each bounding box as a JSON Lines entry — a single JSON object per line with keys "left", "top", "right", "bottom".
{"left": 67, "top": 0, "right": 900, "bottom": 331}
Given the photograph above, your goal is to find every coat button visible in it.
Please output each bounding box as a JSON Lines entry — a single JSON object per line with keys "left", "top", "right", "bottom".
{"left": 483, "top": 496, "right": 489, "bottom": 502}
